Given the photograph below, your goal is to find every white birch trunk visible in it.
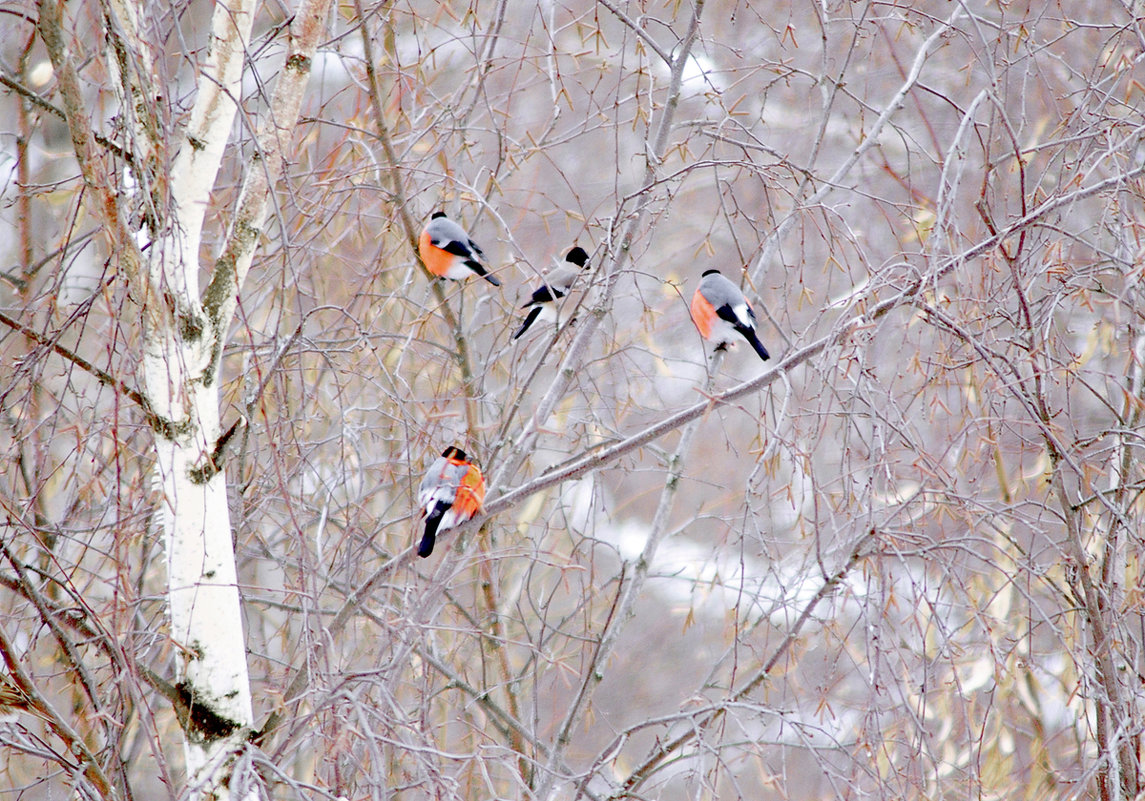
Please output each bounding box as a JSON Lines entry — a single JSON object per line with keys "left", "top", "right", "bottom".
{"left": 47, "top": 0, "right": 331, "bottom": 790}
{"left": 137, "top": 0, "right": 331, "bottom": 793}
{"left": 144, "top": 331, "right": 255, "bottom": 789}
{"left": 141, "top": 0, "right": 258, "bottom": 794}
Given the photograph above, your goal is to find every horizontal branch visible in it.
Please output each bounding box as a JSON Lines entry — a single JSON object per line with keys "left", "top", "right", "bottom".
{"left": 366, "top": 150, "right": 1145, "bottom": 567}
{"left": 0, "top": 71, "right": 131, "bottom": 163}
{"left": 256, "top": 120, "right": 1145, "bottom": 751}
{"left": 496, "top": 153, "right": 1145, "bottom": 506}
{"left": 0, "top": 308, "right": 168, "bottom": 434}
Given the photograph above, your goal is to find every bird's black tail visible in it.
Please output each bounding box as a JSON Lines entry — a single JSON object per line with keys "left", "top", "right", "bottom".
{"left": 418, "top": 502, "right": 450, "bottom": 557}
{"left": 513, "top": 306, "right": 544, "bottom": 339}
{"left": 740, "top": 327, "right": 771, "bottom": 362}
{"left": 467, "top": 260, "right": 501, "bottom": 286}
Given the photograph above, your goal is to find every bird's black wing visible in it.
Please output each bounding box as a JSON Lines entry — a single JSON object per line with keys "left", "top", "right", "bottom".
{"left": 714, "top": 303, "right": 742, "bottom": 325}
{"left": 436, "top": 239, "right": 476, "bottom": 259}
{"left": 521, "top": 284, "right": 563, "bottom": 308}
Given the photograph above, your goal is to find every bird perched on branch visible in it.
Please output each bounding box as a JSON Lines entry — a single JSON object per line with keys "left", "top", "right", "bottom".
{"left": 418, "top": 211, "right": 501, "bottom": 286}
{"left": 416, "top": 446, "right": 487, "bottom": 558}
{"left": 513, "top": 245, "right": 591, "bottom": 339}
{"left": 690, "top": 269, "right": 770, "bottom": 361}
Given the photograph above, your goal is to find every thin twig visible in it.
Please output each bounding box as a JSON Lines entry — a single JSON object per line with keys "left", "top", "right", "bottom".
{"left": 612, "top": 530, "right": 875, "bottom": 798}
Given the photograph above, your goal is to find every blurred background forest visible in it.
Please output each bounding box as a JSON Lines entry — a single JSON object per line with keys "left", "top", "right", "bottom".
{"left": 2, "top": 0, "right": 1145, "bottom": 798}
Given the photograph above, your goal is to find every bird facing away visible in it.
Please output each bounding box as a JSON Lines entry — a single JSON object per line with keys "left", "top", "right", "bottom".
{"left": 418, "top": 212, "right": 501, "bottom": 286}
{"left": 513, "top": 245, "right": 591, "bottom": 339}
{"left": 690, "top": 269, "right": 770, "bottom": 361}
{"left": 416, "top": 446, "right": 487, "bottom": 558}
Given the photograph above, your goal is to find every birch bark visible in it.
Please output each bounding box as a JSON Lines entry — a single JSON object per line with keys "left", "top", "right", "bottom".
{"left": 146, "top": 0, "right": 334, "bottom": 793}
{"left": 38, "top": 0, "right": 332, "bottom": 795}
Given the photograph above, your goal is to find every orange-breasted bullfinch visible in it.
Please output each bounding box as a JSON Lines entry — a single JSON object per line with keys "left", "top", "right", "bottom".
{"left": 416, "top": 446, "right": 487, "bottom": 557}
{"left": 418, "top": 211, "right": 501, "bottom": 286}
{"left": 512, "top": 245, "right": 590, "bottom": 339}
{"left": 690, "top": 269, "right": 771, "bottom": 361}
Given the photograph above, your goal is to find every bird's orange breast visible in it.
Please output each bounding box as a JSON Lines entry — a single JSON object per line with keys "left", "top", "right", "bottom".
{"left": 452, "top": 465, "right": 486, "bottom": 518}
{"left": 690, "top": 290, "right": 715, "bottom": 339}
{"left": 419, "top": 230, "right": 451, "bottom": 277}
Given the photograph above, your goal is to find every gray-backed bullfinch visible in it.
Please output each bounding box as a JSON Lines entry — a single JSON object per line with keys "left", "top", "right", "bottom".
{"left": 512, "top": 245, "right": 590, "bottom": 339}
{"left": 418, "top": 212, "right": 501, "bottom": 286}
{"left": 416, "top": 446, "right": 487, "bottom": 557}
{"left": 690, "top": 269, "right": 771, "bottom": 361}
